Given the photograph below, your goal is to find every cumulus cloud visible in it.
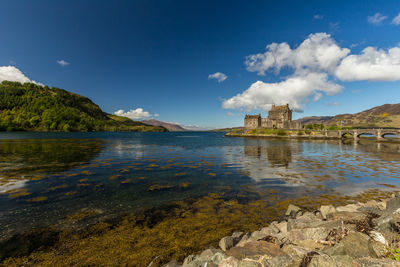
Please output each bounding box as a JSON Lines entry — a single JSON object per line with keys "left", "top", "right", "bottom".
{"left": 0, "top": 66, "right": 41, "bottom": 84}
{"left": 208, "top": 72, "right": 227, "bottom": 82}
{"left": 224, "top": 32, "right": 400, "bottom": 113}
{"left": 222, "top": 72, "right": 342, "bottom": 112}
{"left": 335, "top": 46, "right": 400, "bottom": 81}
{"left": 114, "top": 108, "right": 155, "bottom": 120}
{"left": 245, "top": 33, "right": 350, "bottom": 75}
{"left": 368, "top": 13, "right": 387, "bottom": 24}
{"left": 392, "top": 13, "right": 400, "bottom": 25}
{"left": 57, "top": 59, "right": 69, "bottom": 66}
{"left": 313, "top": 14, "right": 323, "bottom": 20}
{"left": 328, "top": 102, "right": 341, "bottom": 106}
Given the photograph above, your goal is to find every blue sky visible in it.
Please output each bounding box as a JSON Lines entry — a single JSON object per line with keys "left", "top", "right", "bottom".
{"left": 1, "top": 0, "right": 400, "bottom": 129}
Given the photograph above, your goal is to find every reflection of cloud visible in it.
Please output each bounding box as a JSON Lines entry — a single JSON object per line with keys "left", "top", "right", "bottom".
{"left": 113, "top": 142, "right": 146, "bottom": 158}
{"left": 221, "top": 139, "right": 304, "bottom": 185}
{"left": 0, "top": 178, "right": 27, "bottom": 193}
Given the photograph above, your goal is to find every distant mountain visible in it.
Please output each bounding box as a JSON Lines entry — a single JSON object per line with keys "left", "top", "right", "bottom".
{"left": 142, "top": 119, "right": 187, "bottom": 131}
{"left": 294, "top": 116, "right": 334, "bottom": 125}
{"left": 296, "top": 103, "right": 400, "bottom": 128}
{"left": 0, "top": 81, "right": 167, "bottom": 132}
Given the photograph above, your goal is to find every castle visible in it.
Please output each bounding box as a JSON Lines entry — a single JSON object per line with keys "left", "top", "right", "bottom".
{"left": 244, "top": 104, "right": 302, "bottom": 130}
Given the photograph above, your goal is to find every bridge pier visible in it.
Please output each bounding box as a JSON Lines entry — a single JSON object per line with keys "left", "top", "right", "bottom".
{"left": 353, "top": 130, "right": 359, "bottom": 141}
{"left": 377, "top": 129, "right": 383, "bottom": 140}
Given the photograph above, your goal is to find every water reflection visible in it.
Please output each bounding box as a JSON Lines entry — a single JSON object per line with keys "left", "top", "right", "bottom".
{"left": 244, "top": 139, "right": 293, "bottom": 167}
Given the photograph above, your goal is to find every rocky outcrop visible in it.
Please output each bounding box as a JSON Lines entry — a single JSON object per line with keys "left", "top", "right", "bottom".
{"left": 162, "top": 195, "right": 400, "bottom": 266}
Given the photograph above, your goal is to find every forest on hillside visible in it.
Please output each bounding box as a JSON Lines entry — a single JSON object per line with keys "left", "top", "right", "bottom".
{"left": 0, "top": 81, "right": 167, "bottom": 132}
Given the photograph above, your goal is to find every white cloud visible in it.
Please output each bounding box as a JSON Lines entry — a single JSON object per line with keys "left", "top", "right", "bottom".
{"left": 208, "top": 72, "right": 227, "bottom": 82}
{"left": 368, "top": 13, "right": 387, "bottom": 24}
{"left": 224, "top": 32, "right": 400, "bottom": 113}
{"left": 313, "top": 14, "right": 323, "bottom": 20}
{"left": 0, "top": 66, "right": 41, "bottom": 85}
{"left": 335, "top": 46, "right": 400, "bottom": 81}
{"left": 222, "top": 72, "right": 342, "bottom": 112}
{"left": 57, "top": 59, "right": 69, "bottom": 67}
{"left": 328, "top": 102, "right": 341, "bottom": 106}
{"left": 114, "top": 108, "right": 154, "bottom": 120}
{"left": 392, "top": 13, "right": 400, "bottom": 25}
{"left": 245, "top": 33, "right": 350, "bottom": 75}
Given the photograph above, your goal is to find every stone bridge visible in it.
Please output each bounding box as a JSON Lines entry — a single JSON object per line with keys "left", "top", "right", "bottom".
{"left": 324, "top": 129, "right": 400, "bottom": 140}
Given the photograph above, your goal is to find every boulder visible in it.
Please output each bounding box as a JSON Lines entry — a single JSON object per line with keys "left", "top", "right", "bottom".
{"left": 183, "top": 255, "right": 196, "bottom": 265}
{"left": 308, "top": 253, "right": 336, "bottom": 267}
{"left": 219, "top": 236, "right": 235, "bottom": 252}
{"left": 218, "top": 256, "right": 240, "bottom": 267}
{"left": 352, "top": 257, "right": 400, "bottom": 266}
{"left": 162, "top": 260, "right": 181, "bottom": 267}
{"left": 368, "top": 240, "right": 387, "bottom": 258}
{"left": 331, "top": 255, "right": 355, "bottom": 267}
{"left": 281, "top": 244, "right": 311, "bottom": 261}
{"left": 288, "top": 227, "right": 329, "bottom": 242}
{"left": 326, "top": 211, "right": 366, "bottom": 221}
{"left": 285, "top": 204, "right": 302, "bottom": 218}
{"left": 227, "top": 241, "right": 286, "bottom": 261}
{"left": 325, "top": 231, "right": 371, "bottom": 258}
{"left": 386, "top": 196, "right": 400, "bottom": 213}
{"left": 320, "top": 205, "right": 337, "bottom": 219}
{"left": 336, "top": 204, "right": 361, "bottom": 213}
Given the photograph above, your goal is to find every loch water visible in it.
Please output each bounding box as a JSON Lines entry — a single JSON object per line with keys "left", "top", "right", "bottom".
{"left": 1, "top": 132, "right": 400, "bottom": 242}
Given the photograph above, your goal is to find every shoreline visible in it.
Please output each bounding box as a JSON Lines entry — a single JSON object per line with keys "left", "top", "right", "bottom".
{"left": 225, "top": 132, "right": 400, "bottom": 143}
{"left": 164, "top": 194, "right": 400, "bottom": 266}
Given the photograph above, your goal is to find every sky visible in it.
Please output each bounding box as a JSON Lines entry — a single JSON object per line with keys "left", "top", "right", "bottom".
{"left": 1, "top": 0, "right": 400, "bottom": 129}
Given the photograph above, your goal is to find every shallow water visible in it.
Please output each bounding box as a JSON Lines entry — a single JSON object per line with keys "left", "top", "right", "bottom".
{"left": 0, "top": 132, "right": 400, "bottom": 242}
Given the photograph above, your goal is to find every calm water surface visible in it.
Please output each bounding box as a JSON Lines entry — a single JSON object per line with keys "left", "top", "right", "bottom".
{"left": 1, "top": 132, "right": 400, "bottom": 241}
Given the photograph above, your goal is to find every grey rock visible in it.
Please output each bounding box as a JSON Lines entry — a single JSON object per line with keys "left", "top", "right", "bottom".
{"left": 325, "top": 231, "right": 371, "bottom": 258}
{"left": 336, "top": 204, "right": 361, "bottom": 213}
{"left": 265, "top": 255, "right": 294, "bottom": 266}
{"left": 232, "top": 232, "right": 244, "bottom": 239}
{"left": 326, "top": 211, "right": 366, "bottom": 221}
{"left": 308, "top": 253, "right": 336, "bottom": 267}
{"left": 285, "top": 204, "right": 301, "bottom": 218}
{"left": 288, "top": 227, "right": 329, "bottom": 241}
{"left": 162, "top": 260, "right": 181, "bottom": 267}
{"left": 352, "top": 257, "right": 400, "bottom": 266}
{"left": 386, "top": 196, "right": 400, "bottom": 213}
{"left": 218, "top": 256, "right": 240, "bottom": 267}
{"left": 287, "top": 217, "right": 341, "bottom": 231}
{"left": 320, "top": 205, "right": 337, "bottom": 220}
{"left": 183, "top": 255, "right": 196, "bottom": 265}
{"left": 282, "top": 244, "right": 311, "bottom": 261}
{"left": 236, "top": 233, "right": 255, "bottom": 247}
{"left": 220, "top": 236, "right": 235, "bottom": 252}
{"left": 238, "top": 260, "right": 262, "bottom": 267}
{"left": 331, "top": 255, "right": 355, "bottom": 267}
{"left": 227, "top": 241, "right": 286, "bottom": 261}
{"left": 368, "top": 240, "right": 387, "bottom": 258}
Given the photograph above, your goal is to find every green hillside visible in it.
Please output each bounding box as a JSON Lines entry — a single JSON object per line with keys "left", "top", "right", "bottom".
{"left": 0, "top": 81, "right": 167, "bottom": 132}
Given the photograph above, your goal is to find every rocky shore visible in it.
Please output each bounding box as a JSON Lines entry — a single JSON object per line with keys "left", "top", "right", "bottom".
{"left": 162, "top": 195, "right": 400, "bottom": 266}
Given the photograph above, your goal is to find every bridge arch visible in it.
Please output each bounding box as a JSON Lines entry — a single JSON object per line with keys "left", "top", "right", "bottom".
{"left": 341, "top": 131, "right": 353, "bottom": 138}
{"left": 381, "top": 132, "right": 399, "bottom": 138}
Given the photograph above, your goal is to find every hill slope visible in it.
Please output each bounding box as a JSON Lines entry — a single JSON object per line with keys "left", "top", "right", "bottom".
{"left": 142, "top": 119, "right": 187, "bottom": 131}
{"left": 296, "top": 103, "right": 400, "bottom": 128}
{"left": 0, "top": 81, "right": 167, "bottom": 132}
